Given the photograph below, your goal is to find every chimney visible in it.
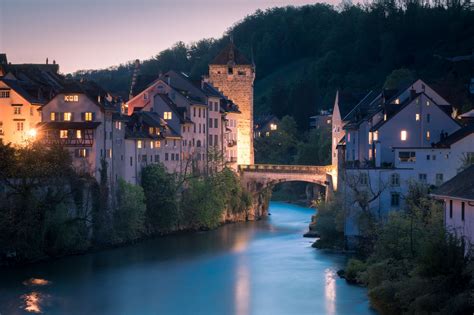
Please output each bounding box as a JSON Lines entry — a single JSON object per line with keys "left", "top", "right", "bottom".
{"left": 53, "top": 60, "right": 56, "bottom": 65}
{"left": 410, "top": 88, "right": 417, "bottom": 100}
{"left": 46, "top": 57, "right": 49, "bottom": 64}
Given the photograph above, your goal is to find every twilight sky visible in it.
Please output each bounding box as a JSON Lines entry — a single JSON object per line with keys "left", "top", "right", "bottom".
{"left": 0, "top": 0, "right": 338, "bottom": 74}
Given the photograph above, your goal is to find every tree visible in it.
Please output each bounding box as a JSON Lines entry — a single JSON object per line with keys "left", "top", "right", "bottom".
{"left": 383, "top": 68, "right": 416, "bottom": 90}
{"left": 114, "top": 179, "right": 146, "bottom": 242}
{"left": 141, "top": 164, "right": 180, "bottom": 233}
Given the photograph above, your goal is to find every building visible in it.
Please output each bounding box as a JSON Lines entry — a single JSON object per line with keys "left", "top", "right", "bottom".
{"left": 254, "top": 114, "right": 279, "bottom": 138}
{"left": 207, "top": 41, "right": 255, "bottom": 166}
{"left": 433, "top": 165, "right": 474, "bottom": 247}
{"left": 38, "top": 80, "right": 120, "bottom": 185}
{"left": 0, "top": 54, "right": 64, "bottom": 145}
{"left": 332, "top": 79, "right": 474, "bottom": 239}
{"left": 309, "top": 109, "right": 332, "bottom": 130}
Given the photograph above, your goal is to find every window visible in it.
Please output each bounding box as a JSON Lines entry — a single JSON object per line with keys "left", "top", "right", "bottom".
{"left": 270, "top": 123, "right": 277, "bottom": 131}
{"left": 173, "top": 140, "right": 176, "bottom": 147}
{"left": 76, "top": 130, "right": 82, "bottom": 139}
{"left": 150, "top": 141, "right": 154, "bottom": 149}
{"left": 60, "top": 130, "right": 68, "bottom": 138}
{"left": 193, "top": 107, "right": 196, "bottom": 117}
{"left": 360, "top": 173, "right": 368, "bottom": 186}
{"left": 347, "top": 133, "right": 351, "bottom": 142}
{"left": 155, "top": 154, "right": 160, "bottom": 162}
{"left": 391, "top": 193, "right": 400, "bottom": 207}
{"left": 426, "top": 101, "right": 430, "bottom": 106}
{"left": 461, "top": 202, "right": 465, "bottom": 221}
{"left": 215, "top": 103, "right": 219, "bottom": 112}
{"left": 130, "top": 156, "right": 133, "bottom": 166}
{"left": 137, "top": 140, "right": 143, "bottom": 149}
{"left": 209, "top": 118, "right": 213, "bottom": 128}
{"left": 432, "top": 155, "right": 436, "bottom": 160}
{"left": 228, "top": 67, "right": 233, "bottom": 75}
{"left": 50, "top": 112, "right": 56, "bottom": 121}
{"left": 17, "top": 122, "right": 24, "bottom": 131}
{"left": 0, "top": 91, "right": 10, "bottom": 98}
{"left": 427, "top": 114, "right": 431, "bottom": 123}
{"left": 238, "top": 70, "right": 246, "bottom": 75}
{"left": 30, "top": 108, "right": 33, "bottom": 116}
{"left": 401, "top": 130, "right": 407, "bottom": 141}
{"left": 416, "top": 113, "right": 420, "bottom": 121}
{"left": 426, "top": 131, "right": 430, "bottom": 141}
{"left": 214, "top": 135, "right": 218, "bottom": 146}
{"left": 84, "top": 112, "right": 93, "bottom": 121}
{"left": 197, "top": 140, "right": 201, "bottom": 147}
{"left": 436, "top": 173, "right": 443, "bottom": 185}
{"left": 449, "top": 200, "right": 453, "bottom": 219}
{"left": 115, "top": 121, "right": 122, "bottom": 130}
{"left": 64, "top": 112, "right": 72, "bottom": 121}
{"left": 426, "top": 155, "right": 430, "bottom": 160}
{"left": 394, "top": 98, "right": 400, "bottom": 104}
{"left": 214, "top": 118, "right": 218, "bottom": 128}
{"left": 391, "top": 173, "right": 400, "bottom": 187}
{"left": 64, "top": 95, "right": 78, "bottom": 102}
{"left": 209, "top": 135, "right": 213, "bottom": 146}
{"left": 155, "top": 141, "right": 160, "bottom": 148}
{"left": 76, "top": 149, "right": 88, "bottom": 158}
{"left": 164, "top": 112, "right": 172, "bottom": 120}
{"left": 398, "top": 151, "right": 416, "bottom": 162}
{"left": 13, "top": 107, "right": 21, "bottom": 115}
{"left": 373, "top": 131, "right": 378, "bottom": 141}
{"left": 165, "top": 153, "right": 169, "bottom": 161}
{"left": 198, "top": 108, "right": 201, "bottom": 118}
{"left": 107, "top": 149, "right": 112, "bottom": 158}
{"left": 418, "top": 173, "right": 427, "bottom": 183}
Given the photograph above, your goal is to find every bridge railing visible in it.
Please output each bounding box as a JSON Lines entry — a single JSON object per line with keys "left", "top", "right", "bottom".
{"left": 238, "top": 164, "right": 333, "bottom": 174}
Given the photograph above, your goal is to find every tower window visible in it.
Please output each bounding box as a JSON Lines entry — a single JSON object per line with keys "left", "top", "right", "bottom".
{"left": 228, "top": 67, "right": 233, "bottom": 75}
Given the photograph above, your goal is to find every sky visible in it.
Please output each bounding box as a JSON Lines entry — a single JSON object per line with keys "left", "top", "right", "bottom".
{"left": 0, "top": 0, "right": 338, "bottom": 74}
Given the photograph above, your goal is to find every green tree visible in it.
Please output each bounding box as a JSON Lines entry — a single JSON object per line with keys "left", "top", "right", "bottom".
{"left": 114, "top": 179, "right": 146, "bottom": 242}
{"left": 141, "top": 164, "right": 180, "bottom": 233}
{"left": 384, "top": 68, "right": 416, "bottom": 90}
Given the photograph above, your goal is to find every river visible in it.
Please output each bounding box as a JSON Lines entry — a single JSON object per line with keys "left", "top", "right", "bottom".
{"left": 0, "top": 202, "right": 375, "bottom": 315}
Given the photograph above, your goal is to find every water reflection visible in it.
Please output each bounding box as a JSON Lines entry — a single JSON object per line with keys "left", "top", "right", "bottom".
{"left": 325, "top": 268, "right": 336, "bottom": 315}
{"left": 23, "top": 278, "right": 51, "bottom": 286}
{"left": 22, "top": 291, "right": 45, "bottom": 313}
{"left": 234, "top": 255, "right": 250, "bottom": 315}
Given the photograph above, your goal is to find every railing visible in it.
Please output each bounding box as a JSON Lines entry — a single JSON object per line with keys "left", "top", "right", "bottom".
{"left": 239, "top": 164, "right": 333, "bottom": 173}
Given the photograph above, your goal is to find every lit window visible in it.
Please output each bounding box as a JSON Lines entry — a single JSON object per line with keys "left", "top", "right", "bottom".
{"left": 107, "top": 149, "right": 112, "bottom": 158}
{"left": 415, "top": 113, "right": 420, "bottom": 121}
{"left": 394, "top": 98, "right": 400, "bottom": 104}
{"left": 115, "top": 121, "right": 121, "bottom": 130}
{"left": 64, "top": 95, "right": 79, "bottom": 102}
{"left": 150, "top": 141, "right": 154, "bottom": 149}
{"left": 64, "top": 112, "right": 72, "bottom": 121}
{"left": 84, "top": 112, "right": 93, "bottom": 121}
{"left": 426, "top": 131, "right": 430, "bottom": 141}
{"left": 137, "top": 140, "right": 143, "bottom": 149}
{"left": 60, "top": 130, "right": 68, "bottom": 138}
{"left": 0, "top": 91, "right": 10, "bottom": 98}
{"left": 265, "top": 131, "right": 270, "bottom": 137}
{"left": 426, "top": 101, "right": 430, "bottom": 106}
{"left": 270, "top": 123, "right": 277, "bottom": 131}
{"left": 76, "top": 149, "right": 87, "bottom": 158}
{"left": 155, "top": 141, "right": 160, "bottom": 148}
{"left": 401, "top": 130, "right": 407, "bottom": 141}
{"left": 384, "top": 114, "right": 387, "bottom": 121}
{"left": 164, "top": 112, "right": 172, "bottom": 120}
{"left": 373, "top": 131, "right": 378, "bottom": 141}
{"left": 50, "top": 112, "right": 56, "bottom": 121}
{"left": 76, "top": 130, "right": 82, "bottom": 138}
{"left": 149, "top": 127, "right": 155, "bottom": 134}
{"left": 13, "top": 107, "right": 21, "bottom": 115}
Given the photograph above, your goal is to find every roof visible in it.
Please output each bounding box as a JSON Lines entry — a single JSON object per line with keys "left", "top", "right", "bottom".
{"left": 154, "top": 93, "right": 190, "bottom": 124}
{"left": 336, "top": 91, "right": 371, "bottom": 119}
{"left": 460, "top": 109, "right": 474, "bottom": 118}
{"left": 433, "top": 165, "right": 474, "bottom": 201}
{"left": 343, "top": 91, "right": 380, "bottom": 129}
{"left": 58, "top": 80, "right": 118, "bottom": 110}
{"left": 434, "top": 123, "right": 474, "bottom": 148}
{"left": 129, "top": 74, "right": 158, "bottom": 98}
{"left": 210, "top": 42, "right": 251, "bottom": 66}
{"left": 125, "top": 111, "right": 165, "bottom": 140}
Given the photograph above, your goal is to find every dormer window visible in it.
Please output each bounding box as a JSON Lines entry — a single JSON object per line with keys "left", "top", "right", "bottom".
{"left": 164, "top": 112, "right": 172, "bottom": 120}
{"left": 394, "top": 98, "right": 400, "bottom": 105}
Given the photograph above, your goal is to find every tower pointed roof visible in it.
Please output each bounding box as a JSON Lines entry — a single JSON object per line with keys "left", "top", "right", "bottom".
{"left": 210, "top": 42, "right": 251, "bottom": 66}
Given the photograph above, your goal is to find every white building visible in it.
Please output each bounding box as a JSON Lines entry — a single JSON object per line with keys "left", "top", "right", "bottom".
{"left": 433, "top": 165, "right": 474, "bottom": 248}
{"left": 332, "top": 79, "right": 474, "bottom": 239}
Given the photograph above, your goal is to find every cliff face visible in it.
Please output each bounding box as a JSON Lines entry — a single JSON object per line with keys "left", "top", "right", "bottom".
{"left": 220, "top": 188, "right": 270, "bottom": 223}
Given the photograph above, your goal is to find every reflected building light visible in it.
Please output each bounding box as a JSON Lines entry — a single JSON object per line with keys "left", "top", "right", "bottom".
{"left": 22, "top": 292, "right": 44, "bottom": 313}
{"left": 23, "top": 278, "right": 51, "bottom": 286}
{"left": 324, "top": 268, "right": 336, "bottom": 315}
{"left": 234, "top": 256, "right": 250, "bottom": 315}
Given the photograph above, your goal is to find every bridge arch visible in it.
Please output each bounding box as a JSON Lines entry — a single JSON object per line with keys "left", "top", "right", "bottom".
{"left": 239, "top": 164, "right": 336, "bottom": 207}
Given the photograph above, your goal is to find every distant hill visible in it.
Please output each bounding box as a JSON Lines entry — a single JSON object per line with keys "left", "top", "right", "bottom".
{"left": 73, "top": 2, "right": 474, "bottom": 130}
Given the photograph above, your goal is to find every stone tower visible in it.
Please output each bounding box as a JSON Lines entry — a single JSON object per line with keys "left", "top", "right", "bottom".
{"left": 208, "top": 42, "right": 255, "bottom": 165}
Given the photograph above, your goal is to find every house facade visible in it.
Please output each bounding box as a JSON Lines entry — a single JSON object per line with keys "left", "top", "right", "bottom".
{"left": 333, "top": 79, "right": 473, "bottom": 239}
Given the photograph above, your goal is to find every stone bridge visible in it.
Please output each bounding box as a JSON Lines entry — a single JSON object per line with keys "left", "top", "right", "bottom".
{"left": 239, "top": 164, "right": 336, "bottom": 199}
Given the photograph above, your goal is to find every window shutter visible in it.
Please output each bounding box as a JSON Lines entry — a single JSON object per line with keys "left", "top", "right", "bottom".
{"left": 81, "top": 112, "right": 85, "bottom": 121}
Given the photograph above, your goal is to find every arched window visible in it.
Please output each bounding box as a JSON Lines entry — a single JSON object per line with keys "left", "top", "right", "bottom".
{"left": 196, "top": 140, "right": 201, "bottom": 147}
